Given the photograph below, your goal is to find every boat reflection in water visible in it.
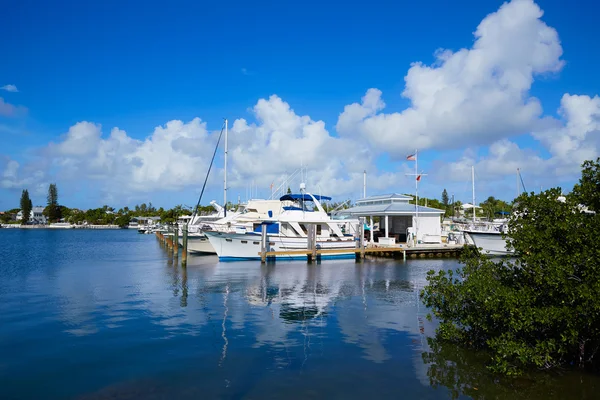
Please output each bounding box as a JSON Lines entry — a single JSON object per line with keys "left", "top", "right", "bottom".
{"left": 38, "top": 253, "right": 446, "bottom": 398}
{"left": 4, "top": 228, "right": 594, "bottom": 400}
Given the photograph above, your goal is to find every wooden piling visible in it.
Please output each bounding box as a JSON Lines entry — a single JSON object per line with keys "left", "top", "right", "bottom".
{"left": 167, "top": 225, "right": 174, "bottom": 251}
{"left": 173, "top": 223, "right": 179, "bottom": 254}
{"left": 307, "top": 224, "right": 317, "bottom": 262}
{"left": 260, "top": 224, "right": 268, "bottom": 263}
{"left": 356, "top": 217, "right": 365, "bottom": 260}
{"left": 182, "top": 223, "right": 188, "bottom": 266}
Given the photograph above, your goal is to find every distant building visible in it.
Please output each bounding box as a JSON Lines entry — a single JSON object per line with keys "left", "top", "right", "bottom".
{"left": 339, "top": 193, "right": 445, "bottom": 244}
{"left": 132, "top": 216, "right": 161, "bottom": 226}
{"left": 16, "top": 206, "right": 47, "bottom": 224}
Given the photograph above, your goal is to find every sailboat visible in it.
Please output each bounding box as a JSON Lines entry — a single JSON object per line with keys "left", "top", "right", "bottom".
{"left": 178, "top": 121, "right": 293, "bottom": 254}
{"left": 177, "top": 119, "right": 231, "bottom": 254}
{"left": 461, "top": 166, "right": 514, "bottom": 256}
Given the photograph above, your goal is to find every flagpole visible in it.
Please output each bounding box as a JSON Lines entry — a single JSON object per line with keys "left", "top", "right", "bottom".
{"left": 415, "top": 148, "right": 418, "bottom": 246}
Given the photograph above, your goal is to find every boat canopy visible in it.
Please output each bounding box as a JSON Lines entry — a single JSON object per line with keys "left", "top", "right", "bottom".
{"left": 279, "top": 194, "right": 332, "bottom": 202}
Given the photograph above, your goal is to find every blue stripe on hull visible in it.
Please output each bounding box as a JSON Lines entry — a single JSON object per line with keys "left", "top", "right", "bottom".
{"left": 218, "top": 253, "right": 356, "bottom": 262}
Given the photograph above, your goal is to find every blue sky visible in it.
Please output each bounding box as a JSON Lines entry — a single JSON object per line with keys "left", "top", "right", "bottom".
{"left": 1, "top": 0, "right": 599, "bottom": 210}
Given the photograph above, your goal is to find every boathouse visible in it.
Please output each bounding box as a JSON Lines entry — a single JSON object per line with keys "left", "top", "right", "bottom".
{"left": 338, "top": 193, "right": 445, "bottom": 245}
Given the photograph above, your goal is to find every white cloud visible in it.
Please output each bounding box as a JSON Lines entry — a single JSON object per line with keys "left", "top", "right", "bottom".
{"left": 2, "top": 0, "right": 599, "bottom": 206}
{"left": 0, "top": 158, "right": 45, "bottom": 191}
{"left": 441, "top": 92, "right": 600, "bottom": 198}
{"left": 337, "top": 0, "right": 563, "bottom": 154}
{"left": 227, "top": 95, "right": 406, "bottom": 199}
{"left": 39, "top": 118, "right": 217, "bottom": 195}
{"left": 0, "top": 97, "right": 27, "bottom": 117}
{"left": 1, "top": 84, "right": 18, "bottom": 93}
{"left": 533, "top": 94, "right": 600, "bottom": 175}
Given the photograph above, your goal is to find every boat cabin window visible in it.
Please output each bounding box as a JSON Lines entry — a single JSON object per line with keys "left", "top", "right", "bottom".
{"left": 298, "top": 224, "right": 321, "bottom": 235}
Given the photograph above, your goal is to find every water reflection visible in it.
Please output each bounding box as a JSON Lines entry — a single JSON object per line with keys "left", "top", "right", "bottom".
{"left": 422, "top": 338, "right": 600, "bottom": 399}
{"left": 4, "top": 230, "right": 598, "bottom": 399}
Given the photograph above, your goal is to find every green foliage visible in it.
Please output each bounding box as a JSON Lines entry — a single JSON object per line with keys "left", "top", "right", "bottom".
{"left": 479, "top": 196, "right": 511, "bottom": 219}
{"left": 409, "top": 196, "right": 447, "bottom": 215}
{"left": 114, "top": 214, "right": 131, "bottom": 228}
{"left": 47, "top": 183, "right": 58, "bottom": 206}
{"left": 19, "top": 189, "right": 32, "bottom": 224}
{"left": 43, "top": 205, "right": 62, "bottom": 223}
{"left": 287, "top": 186, "right": 292, "bottom": 194}
{"left": 44, "top": 184, "right": 62, "bottom": 222}
{"left": 422, "top": 158, "right": 600, "bottom": 375}
{"left": 572, "top": 158, "right": 600, "bottom": 212}
{"left": 441, "top": 189, "right": 449, "bottom": 207}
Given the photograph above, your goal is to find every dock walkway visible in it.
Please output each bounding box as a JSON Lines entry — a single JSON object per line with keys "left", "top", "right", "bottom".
{"left": 259, "top": 243, "right": 465, "bottom": 262}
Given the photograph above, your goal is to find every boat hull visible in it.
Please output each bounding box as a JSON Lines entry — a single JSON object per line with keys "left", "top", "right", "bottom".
{"left": 178, "top": 234, "right": 217, "bottom": 254}
{"left": 464, "top": 231, "right": 514, "bottom": 256}
{"left": 205, "top": 231, "right": 356, "bottom": 261}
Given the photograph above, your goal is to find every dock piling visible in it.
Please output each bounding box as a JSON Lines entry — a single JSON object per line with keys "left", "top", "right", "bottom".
{"left": 306, "top": 224, "right": 317, "bottom": 262}
{"left": 173, "top": 223, "right": 179, "bottom": 255}
{"left": 182, "top": 223, "right": 188, "bottom": 266}
{"left": 260, "top": 224, "right": 268, "bottom": 263}
{"left": 358, "top": 217, "right": 366, "bottom": 260}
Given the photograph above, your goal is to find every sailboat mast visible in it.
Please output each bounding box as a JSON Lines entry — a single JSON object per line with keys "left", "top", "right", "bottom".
{"left": 224, "top": 119, "right": 228, "bottom": 217}
{"left": 516, "top": 168, "right": 520, "bottom": 198}
{"left": 363, "top": 170, "right": 366, "bottom": 198}
{"left": 471, "top": 165, "right": 475, "bottom": 222}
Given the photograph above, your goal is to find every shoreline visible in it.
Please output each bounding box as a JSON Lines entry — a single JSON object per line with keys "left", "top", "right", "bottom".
{"left": 1, "top": 224, "right": 124, "bottom": 230}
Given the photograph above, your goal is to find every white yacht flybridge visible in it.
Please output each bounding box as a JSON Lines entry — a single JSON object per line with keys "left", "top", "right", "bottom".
{"left": 204, "top": 185, "right": 360, "bottom": 261}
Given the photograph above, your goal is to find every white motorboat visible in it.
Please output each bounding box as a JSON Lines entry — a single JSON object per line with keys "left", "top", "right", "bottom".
{"left": 463, "top": 227, "right": 513, "bottom": 256}
{"left": 457, "top": 166, "right": 514, "bottom": 256}
{"left": 48, "top": 222, "right": 74, "bottom": 229}
{"left": 205, "top": 191, "right": 360, "bottom": 261}
{"left": 179, "top": 199, "right": 291, "bottom": 254}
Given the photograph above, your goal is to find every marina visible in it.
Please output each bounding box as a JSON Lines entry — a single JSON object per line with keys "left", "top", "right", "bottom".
{"left": 2, "top": 0, "right": 600, "bottom": 395}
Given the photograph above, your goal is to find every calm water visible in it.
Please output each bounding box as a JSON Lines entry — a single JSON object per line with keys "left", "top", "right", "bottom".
{"left": 0, "top": 229, "right": 598, "bottom": 399}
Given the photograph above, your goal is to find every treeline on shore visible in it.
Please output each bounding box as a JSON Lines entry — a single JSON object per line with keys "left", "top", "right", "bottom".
{"left": 1, "top": 184, "right": 224, "bottom": 227}
{"left": 2, "top": 184, "right": 513, "bottom": 228}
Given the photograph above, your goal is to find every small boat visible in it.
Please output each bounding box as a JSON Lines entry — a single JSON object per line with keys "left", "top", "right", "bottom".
{"left": 462, "top": 227, "right": 513, "bottom": 256}
{"left": 48, "top": 222, "right": 74, "bottom": 229}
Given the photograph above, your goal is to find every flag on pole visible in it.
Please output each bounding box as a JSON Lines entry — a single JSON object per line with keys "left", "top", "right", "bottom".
{"left": 416, "top": 175, "right": 422, "bottom": 181}
{"left": 406, "top": 153, "right": 416, "bottom": 161}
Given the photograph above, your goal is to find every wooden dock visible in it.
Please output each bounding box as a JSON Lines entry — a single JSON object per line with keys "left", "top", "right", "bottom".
{"left": 259, "top": 244, "right": 465, "bottom": 263}
{"left": 256, "top": 222, "right": 466, "bottom": 263}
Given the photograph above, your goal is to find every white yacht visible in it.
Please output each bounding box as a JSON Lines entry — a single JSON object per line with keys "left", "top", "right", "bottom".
{"left": 204, "top": 191, "right": 360, "bottom": 261}
{"left": 457, "top": 166, "right": 514, "bottom": 256}
{"left": 462, "top": 221, "right": 513, "bottom": 256}
{"left": 179, "top": 199, "right": 291, "bottom": 254}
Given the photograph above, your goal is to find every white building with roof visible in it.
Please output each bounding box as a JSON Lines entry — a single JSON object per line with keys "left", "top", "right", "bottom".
{"left": 16, "top": 206, "right": 47, "bottom": 224}
{"left": 338, "top": 193, "right": 445, "bottom": 245}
